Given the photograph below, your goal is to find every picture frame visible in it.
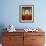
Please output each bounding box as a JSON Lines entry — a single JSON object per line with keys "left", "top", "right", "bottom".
{"left": 19, "top": 5, "right": 34, "bottom": 23}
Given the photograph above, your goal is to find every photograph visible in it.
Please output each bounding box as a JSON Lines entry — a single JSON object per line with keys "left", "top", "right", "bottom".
{"left": 19, "top": 5, "right": 34, "bottom": 23}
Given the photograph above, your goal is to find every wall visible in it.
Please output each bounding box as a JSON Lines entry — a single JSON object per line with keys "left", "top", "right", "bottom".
{"left": 0, "top": 0, "right": 38, "bottom": 29}
{"left": 0, "top": 0, "right": 46, "bottom": 29}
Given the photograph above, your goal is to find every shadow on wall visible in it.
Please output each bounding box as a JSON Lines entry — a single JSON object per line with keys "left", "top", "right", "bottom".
{"left": 0, "top": 24, "right": 7, "bottom": 43}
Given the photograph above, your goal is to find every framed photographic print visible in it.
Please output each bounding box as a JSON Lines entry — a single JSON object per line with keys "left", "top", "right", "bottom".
{"left": 19, "top": 5, "right": 34, "bottom": 23}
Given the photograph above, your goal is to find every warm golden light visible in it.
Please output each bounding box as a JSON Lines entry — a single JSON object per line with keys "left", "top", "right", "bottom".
{"left": 25, "top": 10, "right": 30, "bottom": 15}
